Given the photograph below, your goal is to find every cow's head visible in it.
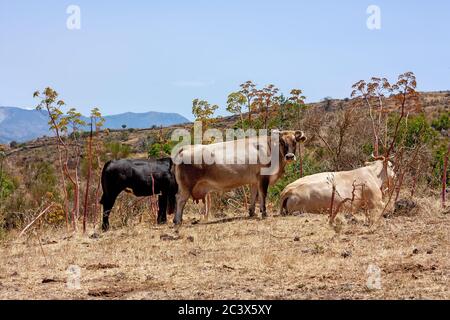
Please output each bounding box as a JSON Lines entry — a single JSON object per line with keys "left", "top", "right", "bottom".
{"left": 274, "top": 130, "right": 307, "bottom": 163}
{"left": 365, "top": 155, "right": 396, "bottom": 189}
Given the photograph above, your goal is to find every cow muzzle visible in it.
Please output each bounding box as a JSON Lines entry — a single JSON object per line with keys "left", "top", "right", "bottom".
{"left": 285, "top": 153, "right": 296, "bottom": 162}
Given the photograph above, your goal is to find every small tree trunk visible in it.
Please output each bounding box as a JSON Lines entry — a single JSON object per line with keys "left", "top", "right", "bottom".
{"left": 329, "top": 183, "right": 336, "bottom": 219}
{"left": 442, "top": 143, "right": 450, "bottom": 208}
{"left": 83, "top": 121, "right": 93, "bottom": 233}
{"left": 0, "top": 156, "right": 4, "bottom": 205}
{"left": 74, "top": 146, "right": 81, "bottom": 230}
{"left": 93, "top": 157, "right": 102, "bottom": 227}
{"left": 298, "top": 144, "right": 303, "bottom": 178}
{"left": 374, "top": 135, "right": 379, "bottom": 157}
{"left": 410, "top": 165, "right": 419, "bottom": 198}
{"left": 73, "top": 180, "right": 79, "bottom": 230}
{"left": 394, "top": 171, "right": 405, "bottom": 203}
{"left": 247, "top": 100, "right": 252, "bottom": 124}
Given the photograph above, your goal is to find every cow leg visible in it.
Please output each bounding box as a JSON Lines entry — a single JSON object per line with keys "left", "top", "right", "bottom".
{"left": 101, "top": 194, "right": 118, "bottom": 231}
{"left": 206, "top": 193, "right": 211, "bottom": 221}
{"left": 280, "top": 196, "right": 289, "bottom": 216}
{"left": 368, "top": 201, "right": 385, "bottom": 229}
{"left": 201, "top": 194, "right": 211, "bottom": 222}
{"left": 157, "top": 194, "right": 168, "bottom": 224}
{"left": 249, "top": 184, "right": 258, "bottom": 217}
{"left": 174, "top": 190, "right": 189, "bottom": 225}
{"left": 258, "top": 178, "right": 270, "bottom": 218}
{"left": 167, "top": 193, "right": 176, "bottom": 215}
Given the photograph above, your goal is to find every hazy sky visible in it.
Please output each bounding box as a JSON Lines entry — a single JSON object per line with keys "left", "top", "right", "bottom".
{"left": 0, "top": 0, "right": 449, "bottom": 120}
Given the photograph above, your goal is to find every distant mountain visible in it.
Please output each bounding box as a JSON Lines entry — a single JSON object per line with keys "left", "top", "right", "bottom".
{"left": 0, "top": 107, "right": 190, "bottom": 144}
{"left": 102, "top": 111, "right": 189, "bottom": 130}
{"left": 0, "top": 107, "right": 51, "bottom": 144}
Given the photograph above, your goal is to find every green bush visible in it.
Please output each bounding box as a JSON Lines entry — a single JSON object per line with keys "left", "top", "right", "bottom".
{"left": 106, "top": 141, "right": 131, "bottom": 159}
{"left": 27, "top": 161, "right": 58, "bottom": 205}
{"left": 9, "top": 141, "right": 18, "bottom": 149}
{"left": 268, "top": 154, "right": 325, "bottom": 204}
{"left": 148, "top": 141, "right": 177, "bottom": 158}
{"left": 0, "top": 174, "right": 16, "bottom": 200}
{"left": 390, "top": 114, "right": 437, "bottom": 148}
{"left": 120, "top": 131, "right": 130, "bottom": 141}
{"left": 431, "top": 112, "right": 450, "bottom": 132}
{"left": 432, "top": 142, "right": 450, "bottom": 187}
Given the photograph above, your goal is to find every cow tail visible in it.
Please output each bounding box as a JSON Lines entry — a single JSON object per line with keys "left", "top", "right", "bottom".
{"left": 99, "top": 160, "right": 113, "bottom": 205}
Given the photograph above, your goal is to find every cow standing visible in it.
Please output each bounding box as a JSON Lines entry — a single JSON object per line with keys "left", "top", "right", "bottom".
{"left": 279, "top": 158, "right": 395, "bottom": 218}
{"left": 172, "top": 130, "right": 307, "bottom": 225}
{"left": 100, "top": 158, "right": 177, "bottom": 231}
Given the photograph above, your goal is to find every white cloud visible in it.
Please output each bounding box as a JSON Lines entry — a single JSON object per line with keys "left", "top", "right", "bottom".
{"left": 172, "top": 80, "right": 215, "bottom": 88}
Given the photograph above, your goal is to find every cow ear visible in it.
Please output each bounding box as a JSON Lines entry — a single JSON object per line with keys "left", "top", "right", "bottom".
{"left": 295, "top": 131, "right": 306, "bottom": 142}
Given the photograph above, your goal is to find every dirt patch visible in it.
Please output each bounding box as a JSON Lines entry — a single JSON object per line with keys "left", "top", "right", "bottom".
{"left": 85, "top": 263, "right": 119, "bottom": 271}
{"left": 383, "top": 262, "right": 439, "bottom": 274}
{"left": 42, "top": 278, "right": 64, "bottom": 284}
{"left": 88, "top": 286, "right": 134, "bottom": 298}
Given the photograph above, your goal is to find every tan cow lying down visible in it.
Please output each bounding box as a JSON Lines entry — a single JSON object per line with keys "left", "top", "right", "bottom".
{"left": 280, "top": 159, "right": 395, "bottom": 219}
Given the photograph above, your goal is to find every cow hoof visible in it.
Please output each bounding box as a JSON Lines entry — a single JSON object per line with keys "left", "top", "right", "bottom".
{"left": 157, "top": 219, "right": 167, "bottom": 225}
{"left": 173, "top": 219, "right": 182, "bottom": 225}
{"left": 261, "top": 214, "right": 268, "bottom": 219}
{"left": 101, "top": 224, "right": 109, "bottom": 232}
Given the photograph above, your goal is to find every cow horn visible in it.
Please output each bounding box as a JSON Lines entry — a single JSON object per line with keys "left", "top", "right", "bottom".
{"left": 370, "top": 153, "right": 386, "bottom": 161}
{"left": 295, "top": 130, "right": 307, "bottom": 142}
{"left": 271, "top": 129, "right": 281, "bottom": 135}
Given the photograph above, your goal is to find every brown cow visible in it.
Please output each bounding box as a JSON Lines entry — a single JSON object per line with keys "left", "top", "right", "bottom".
{"left": 172, "top": 130, "right": 307, "bottom": 224}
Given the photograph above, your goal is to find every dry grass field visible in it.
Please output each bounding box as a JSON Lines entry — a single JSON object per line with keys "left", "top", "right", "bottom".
{"left": 0, "top": 196, "right": 448, "bottom": 300}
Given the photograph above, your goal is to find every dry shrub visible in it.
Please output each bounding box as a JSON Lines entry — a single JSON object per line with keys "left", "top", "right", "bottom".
{"left": 110, "top": 193, "right": 158, "bottom": 228}
{"left": 412, "top": 195, "right": 444, "bottom": 218}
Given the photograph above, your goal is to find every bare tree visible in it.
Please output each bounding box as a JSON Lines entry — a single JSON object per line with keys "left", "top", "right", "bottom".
{"left": 352, "top": 77, "right": 392, "bottom": 157}
{"left": 34, "top": 88, "right": 72, "bottom": 230}
{"left": 312, "top": 104, "right": 359, "bottom": 171}
{"left": 66, "top": 108, "right": 86, "bottom": 226}
{"left": 254, "top": 84, "right": 279, "bottom": 129}
{"left": 91, "top": 108, "right": 106, "bottom": 226}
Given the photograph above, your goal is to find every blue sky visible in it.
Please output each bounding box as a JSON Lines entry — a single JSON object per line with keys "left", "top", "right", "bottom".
{"left": 0, "top": 1, "right": 449, "bottom": 120}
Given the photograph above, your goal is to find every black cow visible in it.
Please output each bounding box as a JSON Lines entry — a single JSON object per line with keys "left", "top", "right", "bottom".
{"left": 100, "top": 158, "right": 177, "bottom": 231}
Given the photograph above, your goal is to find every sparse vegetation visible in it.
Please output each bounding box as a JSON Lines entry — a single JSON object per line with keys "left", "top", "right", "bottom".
{"left": 0, "top": 75, "right": 448, "bottom": 299}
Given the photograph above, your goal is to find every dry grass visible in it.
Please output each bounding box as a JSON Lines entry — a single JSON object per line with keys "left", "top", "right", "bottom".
{"left": 0, "top": 196, "right": 448, "bottom": 300}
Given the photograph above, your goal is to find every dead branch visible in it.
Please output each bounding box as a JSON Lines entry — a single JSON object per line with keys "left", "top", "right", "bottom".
{"left": 18, "top": 204, "right": 54, "bottom": 237}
